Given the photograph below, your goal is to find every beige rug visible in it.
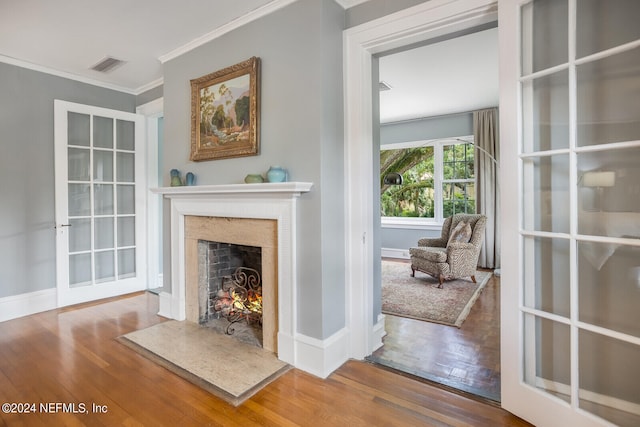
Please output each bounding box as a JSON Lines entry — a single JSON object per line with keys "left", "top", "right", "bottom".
{"left": 119, "top": 320, "right": 290, "bottom": 406}
{"left": 382, "top": 260, "right": 491, "bottom": 327}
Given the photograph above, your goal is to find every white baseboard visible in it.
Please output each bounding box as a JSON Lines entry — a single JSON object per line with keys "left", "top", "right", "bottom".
{"left": 0, "top": 289, "right": 57, "bottom": 323}
{"left": 157, "top": 291, "right": 175, "bottom": 318}
{"left": 294, "top": 328, "right": 350, "bottom": 378}
{"left": 381, "top": 247, "right": 410, "bottom": 259}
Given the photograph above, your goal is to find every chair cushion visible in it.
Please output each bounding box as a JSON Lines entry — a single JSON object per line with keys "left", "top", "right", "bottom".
{"left": 409, "top": 246, "right": 447, "bottom": 263}
{"left": 447, "top": 220, "right": 472, "bottom": 246}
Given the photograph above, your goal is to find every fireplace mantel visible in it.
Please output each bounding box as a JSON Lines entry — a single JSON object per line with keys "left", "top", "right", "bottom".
{"left": 154, "top": 181, "right": 313, "bottom": 371}
{"left": 151, "top": 182, "right": 313, "bottom": 198}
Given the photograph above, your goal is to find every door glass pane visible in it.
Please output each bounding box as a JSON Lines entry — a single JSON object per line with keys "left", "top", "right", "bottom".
{"left": 94, "top": 184, "right": 114, "bottom": 215}
{"left": 68, "top": 112, "right": 90, "bottom": 147}
{"left": 117, "top": 120, "right": 135, "bottom": 150}
{"left": 117, "top": 185, "right": 135, "bottom": 215}
{"left": 95, "top": 250, "right": 115, "bottom": 283}
{"left": 522, "top": 155, "right": 570, "bottom": 233}
{"left": 522, "top": 71, "right": 569, "bottom": 153}
{"left": 524, "top": 314, "right": 571, "bottom": 403}
{"left": 523, "top": 236, "right": 570, "bottom": 317}
{"left": 69, "top": 253, "right": 92, "bottom": 287}
{"left": 577, "top": 47, "right": 640, "bottom": 147}
{"left": 576, "top": 0, "right": 640, "bottom": 59}
{"left": 93, "top": 150, "right": 113, "bottom": 182}
{"left": 579, "top": 330, "right": 640, "bottom": 427}
{"left": 577, "top": 148, "right": 640, "bottom": 223}
{"left": 94, "top": 217, "right": 114, "bottom": 250}
{"left": 68, "top": 148, "right": 90, "bottom": 181}
{"left": 116, "top": 152, "right": 135, "bottom": 182}
{"left": 93, "top": 116, "right": 113, "bottom": 149}
{"left": 68, "top": 218, "right": 91, "bottom": 252}
{"left": 117, "top": 217, "right": 135, "bottom": 247}
{"left": 521, "top": 0, "right": 568, "bottom": 75}
{"left": 118, "top": 248, "right": 136, "bottom": 279}
{"left": 578, "top": 242, "right": 640, "bottom": 337}
{"left": 68, "top": 183, "right": 91, "bottom": 216}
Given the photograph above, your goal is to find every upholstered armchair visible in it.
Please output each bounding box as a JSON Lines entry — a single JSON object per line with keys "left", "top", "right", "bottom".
{"left": 409, "top": 214, "right": 487, "bottom": 288}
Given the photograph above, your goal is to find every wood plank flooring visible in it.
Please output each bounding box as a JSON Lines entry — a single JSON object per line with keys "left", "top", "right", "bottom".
{"left": 0, "top": 292, "right": 530, "bottom": 426}
{"left": 370, "top": 261, "right": 501, "bottom": 401}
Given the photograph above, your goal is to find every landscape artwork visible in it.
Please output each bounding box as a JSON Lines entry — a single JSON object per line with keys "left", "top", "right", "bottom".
{"left": 190, "top": 57, "right": 260, "bottom": 161}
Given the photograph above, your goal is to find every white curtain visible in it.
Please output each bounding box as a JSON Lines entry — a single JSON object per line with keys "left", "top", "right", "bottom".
{"left": 474, "top": 108, "right": 500, "bottom": 269}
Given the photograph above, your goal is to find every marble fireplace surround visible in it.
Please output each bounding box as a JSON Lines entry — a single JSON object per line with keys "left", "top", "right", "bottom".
{"left": 153, "top": 182, "right": 312, "bottom": 369}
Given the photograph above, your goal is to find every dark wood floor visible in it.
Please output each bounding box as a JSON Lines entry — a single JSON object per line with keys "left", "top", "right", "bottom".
{"left": 0, "top": 292, "right": 530, "bottom": 426}
{"left": 370, "top": 260, "right": 501, "bottom": 401}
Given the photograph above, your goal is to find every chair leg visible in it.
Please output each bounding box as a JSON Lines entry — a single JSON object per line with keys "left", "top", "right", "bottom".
{"left": 471, "top": 275, "right": 477, "bottom": 283}
{"left": 411, "top": 265, "right": 416, "bottom": 277}
{"left": 438, "top": 275, "right": 444, "bottom": 289}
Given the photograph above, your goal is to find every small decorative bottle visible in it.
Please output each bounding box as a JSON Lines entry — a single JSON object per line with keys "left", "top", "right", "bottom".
{"left": 170, "top": 169, "right": 183, "bottom": 187}
{"left": 185, "top": 172, "right": 195, "bottom": 186}
{"left": 266, "top": 166, "right": 287, "bottom": 183}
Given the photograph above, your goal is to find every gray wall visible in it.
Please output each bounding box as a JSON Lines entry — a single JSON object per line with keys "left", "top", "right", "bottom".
{"left": 162, "top": 0, "right": 345, "bottom": 339}
{"left": 380, "top": 112, "right": 474, "bottom": 251}
{"left": 0, "top": 62, "right": 136, "bottom": 298}
{"left": 136, "top": 85, "right": 163, "bottom": 107}
{"left": 346, "top": 0, "right": 428, "bottom": 28}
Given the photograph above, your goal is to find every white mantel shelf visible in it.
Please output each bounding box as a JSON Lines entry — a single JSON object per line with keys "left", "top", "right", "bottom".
{"left": 151, "top": 182, "right": 313, "bottom": 197}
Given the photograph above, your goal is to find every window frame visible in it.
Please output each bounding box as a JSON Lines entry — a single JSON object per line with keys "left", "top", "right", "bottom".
{"left": 381, "top": 135, "right": 475, "bottom": 229}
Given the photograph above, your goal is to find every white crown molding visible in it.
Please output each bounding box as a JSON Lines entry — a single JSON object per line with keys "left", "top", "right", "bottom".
{"left": 135, "top": 77, "right": 164, "bottom": 95}
{"left": 0, "top": 54, "right": 137, "bottom": 95}
{"left": 158, "top": 0, "right": 299, "bottom": 64}
{"left": 334, "top": 0, "right": 371, "bottom": 9}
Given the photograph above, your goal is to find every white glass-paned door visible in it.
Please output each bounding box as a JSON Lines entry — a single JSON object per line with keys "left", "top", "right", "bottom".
{"left": 54, "top": 100, "right": 146, "bottom": 307}
{"left": 502, "top": 0, "right": 640, "bottom": 426}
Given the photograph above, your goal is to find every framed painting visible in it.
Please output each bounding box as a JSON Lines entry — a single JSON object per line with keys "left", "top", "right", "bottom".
{"left": 190, "top": 57, "right": 260, "bottom": 161}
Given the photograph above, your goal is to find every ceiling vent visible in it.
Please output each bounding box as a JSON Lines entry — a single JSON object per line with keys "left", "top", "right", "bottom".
{"left": 379, "top": 81, "right": 393, "bottom": 91}
{"left": 90, "top": 56, "right": 125, "bottom": 73}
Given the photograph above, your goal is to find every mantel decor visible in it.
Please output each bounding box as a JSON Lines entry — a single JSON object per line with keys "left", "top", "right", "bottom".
{"left": 190, "top": 57, "right": 260, "bottom": 161}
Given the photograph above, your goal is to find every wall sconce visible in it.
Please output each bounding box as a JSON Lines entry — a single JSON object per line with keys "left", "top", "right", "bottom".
{"left": 383, "top": 172, "right": 403, "bottom": 185}
{"left": 582, "top": 171, "right": 615, "bottom": 211}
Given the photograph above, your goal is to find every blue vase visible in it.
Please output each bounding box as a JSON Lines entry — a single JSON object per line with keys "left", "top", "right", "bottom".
{"left": 185, "top": 172, "right": 195, "bottom": 186}
{"left": 266, "top": 166, "right": 287, "bottom": 183}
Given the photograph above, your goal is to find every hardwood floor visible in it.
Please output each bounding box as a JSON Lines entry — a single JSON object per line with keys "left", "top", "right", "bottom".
{"left": 0, "top": 292, "right": 529, "bottom": 426}
{"left": 370, "top": 261, "right": 501, "bottom": 402}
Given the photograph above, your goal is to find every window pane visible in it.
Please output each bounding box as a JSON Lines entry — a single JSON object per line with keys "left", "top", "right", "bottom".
{"left": 68, "top": 218, "right": 91, "bottom": 253}
{"left": 68, "top": 147, "right": 90, "bottom": 181}
{"left": 579, "top": 330, "right": 640, "bottom": 427}
{"left": 95, "top": 250, "right": 115, "bottom": 283}
{"left": 117, "top": 120, "right": 135, "bottom": 150}
{"left": 69, "top": 253, "right": 91, "bottom": 287}
{"left": 117, "top": 217, "right": 135, "bottom": 247}
{"left": 94, "top": 184, "right": 114, "bottom": 215}
{"left": 577, "top": 47, "right": 640, "bottom": 147}
{"left": 522, "top": 71, "right": 570, "bottom": 152}
{"left": 94, "top": 116, "right": 113, "bottom": 149}
{"left": 116, "top": 152, "right": 135, "bottom": 182}
{"left": 442, "top": 182, "right": 475, "bottom": 217}
{"left": 522, "top": 155, "right": 570, "bottom": 233}
{"left": 93, "top": 150, "right": 113, "bottom": 182}
{"left": 68, "top": 183, "right": 90, "bottom": 216}
{"left": 68, "top": 112, "right": 90, "bottom": 147}
{"left": 118, "top": 248, "right": 136, "bottom": 279}
{"left": 117, "top": 185, "right": 135, "bottom": 215}
{"left": 443, "top": 144, "right": 474, "bottom": 179}
{"left": 94, "top": 217, "right": 114, "bottom": 250}
{"left": 523, "top": 236, "right": 570, "bottom": 317}
{"left": 521, "top": 0, "right": 568, "bottom": 75}
{"left": 576, "top": 0, "right": 640, "bottom": 59}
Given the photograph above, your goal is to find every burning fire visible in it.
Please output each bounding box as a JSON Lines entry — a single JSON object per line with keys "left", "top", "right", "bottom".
{"left": 232, "top": 289, "right": 262, "bottom": 315}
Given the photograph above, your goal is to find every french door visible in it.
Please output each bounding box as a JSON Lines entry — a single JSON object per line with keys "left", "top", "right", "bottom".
{"left": 500, "top": 1, "right": 640, "bottom": 426}
{"left": 54, "top": 100, "right": 147, "bottom": 307}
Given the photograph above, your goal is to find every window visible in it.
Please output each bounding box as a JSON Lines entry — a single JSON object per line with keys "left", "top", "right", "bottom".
{"left": 380, "top": 137, "right": 475, "bottom": 228}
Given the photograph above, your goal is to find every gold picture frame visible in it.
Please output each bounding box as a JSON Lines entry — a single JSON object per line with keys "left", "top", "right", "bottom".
{"left": 190, "top": 57, "right": 260, "bottom": 161}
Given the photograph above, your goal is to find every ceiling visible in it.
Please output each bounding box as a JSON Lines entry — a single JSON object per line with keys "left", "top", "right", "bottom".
{"left": 0, "top": 0, "right": 284, "bottom": 93}
{"left": 379, "top": 27, "right": 499, "bottom": 123}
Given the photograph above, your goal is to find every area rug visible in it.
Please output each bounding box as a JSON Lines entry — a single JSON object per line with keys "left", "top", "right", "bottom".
{"left": 382, "top": 260, "right": 491, "bottom": 327}
{"left": 118, "top": 320, "right": 290, "bottom": 406}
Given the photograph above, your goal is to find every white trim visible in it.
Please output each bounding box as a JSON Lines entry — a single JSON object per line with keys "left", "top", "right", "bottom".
{"left": 381, "top": 217, "right": 443, "bottom": 230}
{"left": 372, "top": 313, "right": 387, "bottom": 351}
{"left": 0, "top": 289, "right": 58, "bottom": 323}
{"left": 0, "top": 54, "right": 137, "bottom": 95}
{"left": 135, "top": 78, "right": 163, "bottom": 96}
{"left": 334, "top": 0, "right": 371, "bottom": 9}
{"left": 381, "top": 248, "right": 410, "bottom": 259}
{"left": 158, "top": 0, "right": 299, "bottom": 64}
{"left": 343, "top": 0, "right": 498, "bottom": 361}
{"left": 136, "top": 98, "right": 164, "bottom": 117}
{"left": 158, "top": 291, "right": 174, "bottom": 319}
{"left": 294, "top": 329, "right": 350, "bottom": 378}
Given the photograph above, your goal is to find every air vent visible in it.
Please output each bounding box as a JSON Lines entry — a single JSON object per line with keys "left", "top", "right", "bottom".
{"left": 379, "top": 81, "right": 392, "bottom": 91}
{"left": 90, "top": 56, "right": 125, "bottom": 73}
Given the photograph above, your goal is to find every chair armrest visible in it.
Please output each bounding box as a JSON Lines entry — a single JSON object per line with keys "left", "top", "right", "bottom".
{"left": 447, "top": 241, "right": 475, "bottom": 252}
{"left": 418, "top": 237, "right": 447, "bottom": 247}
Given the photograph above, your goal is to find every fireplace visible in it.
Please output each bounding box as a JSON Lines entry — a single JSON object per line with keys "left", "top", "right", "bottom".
{"left": 154, "top": 182, "right": 313, "bottom": 365}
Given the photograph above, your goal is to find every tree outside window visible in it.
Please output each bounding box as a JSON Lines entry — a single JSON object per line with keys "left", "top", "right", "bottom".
{"left": 380, "top": 139, "right": 475, "bottom": 222}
